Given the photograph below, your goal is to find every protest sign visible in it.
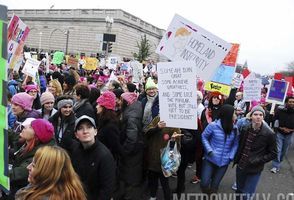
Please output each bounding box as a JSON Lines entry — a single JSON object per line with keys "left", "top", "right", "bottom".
{"left": 232, "top": 73, "right": 244, "bottom": 89}
{"left": 130, "top": 60, "right": 143, "bottom": 83}
{"left": 7, "top": 14, "right": 30, "bottom": 69}
{"left": 107, "top": 57, "right": 118, "bottom": 70}
{"left": 157, "top": 61, "right": 197, "bottom": 130}
{"left": 24, "top": 52, "right": 31, "bottom": 59}
{"left": 242, "top": 68, "right": 250, "bottom": 79}
{"left": 22, "top": 58, "right": 41, "bottom": 78}
{"left": 52, "top": 51, "right": 64, "bottom": 65}
{"left": 222, "top": 43, "right": 240, "bottom": 67}
{"left": 84, "top": 57, "right": 98, "bottom": 70}
{"left": 243, "top": 73, "right": 262, "bottom": 102}
{"left": 210, "top": 64, "right": 235, "bottom": 85}
{"left": 156, "top": 14, "right": 231, "bottom": 81}
{"left": 274, "top": 73, "right": 283, "bottom": 80}
{"left": 0, "top": 6, "right": 10, "bottom": 192}
{"left": 285, "top": 76, "right": 294, "bottom": 96}
{"left": 67, "top": 57, "right": 79, "bottom": 69}
{"left": 266, "top": 79, "right": 289, "bottom": 105}
{"left": 204, "top": 81, "right": 231, "bottom": 96}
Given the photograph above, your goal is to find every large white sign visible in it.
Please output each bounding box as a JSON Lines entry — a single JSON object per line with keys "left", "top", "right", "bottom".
{"left": 243, "top": 73, "right": 262, "bottom": 102}
{"left": 156, "top": 14, "right": 232, "bottom": 81}
{"left": 157, "top": 61, "right": 197, "bottom": 130}
{"left": 22, "top": 58, "right": 41, "bottom": 78}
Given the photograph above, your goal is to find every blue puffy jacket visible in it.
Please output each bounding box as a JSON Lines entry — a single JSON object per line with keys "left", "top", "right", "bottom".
{"left": 202, "top": 119, "right": 239, "bottom": 167}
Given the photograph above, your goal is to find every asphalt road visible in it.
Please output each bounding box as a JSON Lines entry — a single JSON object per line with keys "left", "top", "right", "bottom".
{"left": 147, "top": 146, "right": 294, "bottom": 200}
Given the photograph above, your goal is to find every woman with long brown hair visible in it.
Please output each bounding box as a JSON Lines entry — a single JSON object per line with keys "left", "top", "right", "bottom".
{"left": 15, "top": 145, "right": 86, "bottom": 200}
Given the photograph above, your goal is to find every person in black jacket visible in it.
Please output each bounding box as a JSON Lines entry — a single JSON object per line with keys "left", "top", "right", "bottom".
{"left": 71, "top": 115, "right": 116, "bottom": 200}
{"left": 73, "top": 84, "right": 96, "bottom": 119}
{"left": 49, "top": 95, "right": 76, "bottom": 151}
{"left": 234, "top": 106, "right": 277, "bottom": 200}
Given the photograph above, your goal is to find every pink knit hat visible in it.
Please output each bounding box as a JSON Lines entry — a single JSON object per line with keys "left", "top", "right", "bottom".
{"left": 25, "top": 84, "right": 38, "bottom": 93}
{"left": 96, "top": 91, "right": 116, "bottom": 110}
{"left": 11, "top": 92, "right": 34, "bottom": 111}
{"left": 31, "top": 119, "right": 54, "bottom": 143}
{"left": 121, "top": 92, "right": 138, "bottom": 105}
{"left": 40, "top": 92, "right": 55, "bottom": 106}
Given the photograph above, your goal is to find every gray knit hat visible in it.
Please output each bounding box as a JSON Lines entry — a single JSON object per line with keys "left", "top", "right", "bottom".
{"left": 250, "top": 106, "right": 265, "bottom": 117}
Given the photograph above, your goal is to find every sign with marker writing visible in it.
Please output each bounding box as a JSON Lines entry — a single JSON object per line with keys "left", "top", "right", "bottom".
{"left": 243, "top": 73, "right": 262, "bottom": 102}
{"left": 156, "top": 14, "right": 231, "bottom": 81}
{"left": 157, "top": 61, "right": 197, "bottom": 130}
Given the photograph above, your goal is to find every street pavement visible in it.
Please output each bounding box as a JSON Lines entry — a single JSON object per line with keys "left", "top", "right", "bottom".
{"left": 146, "top": 145, "right": 294, "bottom": 200}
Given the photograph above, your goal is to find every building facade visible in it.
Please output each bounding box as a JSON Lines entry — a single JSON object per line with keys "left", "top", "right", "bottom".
{"left": 7, "top": 9, "right": 166, "bottom": 61}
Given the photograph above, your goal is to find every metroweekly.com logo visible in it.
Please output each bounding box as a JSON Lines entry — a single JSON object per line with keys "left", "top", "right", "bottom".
{"left": 173, "top": 193, "right": 294, "bottom": 200}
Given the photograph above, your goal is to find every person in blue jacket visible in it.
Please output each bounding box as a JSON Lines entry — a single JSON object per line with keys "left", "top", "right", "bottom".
{"left": 201, "top": 104, "right": 239, "bottom": 195}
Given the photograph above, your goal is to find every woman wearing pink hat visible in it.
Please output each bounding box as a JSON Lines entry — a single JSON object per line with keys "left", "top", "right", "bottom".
{"left": 10, "top": 92, "right": 41, "bottom": 137}
{"left": 37, "top": 92, "right": 57, "bottom": 120}
{"left": 25, "top": 84, "right": 41, "bottom": 110}
{"left": 7, "top": 118, "right": 55, "bottom": 199}
{"left": 117, "top": 92, "right": 144, "bottom": 199}
{"left": 96, "top": 91, "right": 121, "bottom": 161}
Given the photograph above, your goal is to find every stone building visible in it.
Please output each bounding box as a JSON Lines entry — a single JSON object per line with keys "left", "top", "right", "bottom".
{"left": 7, "top": 9, "right": 165, "bottom": 61}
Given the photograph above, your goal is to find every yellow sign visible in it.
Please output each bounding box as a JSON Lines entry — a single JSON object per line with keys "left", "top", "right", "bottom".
{"left": 84, "top": 57, "right": 98, "bottom": 70}
{"left": 204, "top": 81, "right": 231, "bottom": 96}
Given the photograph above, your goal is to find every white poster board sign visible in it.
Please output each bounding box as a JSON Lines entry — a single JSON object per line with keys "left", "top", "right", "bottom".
{"left": 107, "top": 57, "right": 118, "bottom": 70}
{"left": 232, "top": 73, "right": 244, "bottom": 88}
{"left": 156, "top": 14, "right": 232, "bottom": 81}
{"left": 243, "top": 73, "right": 262, "bottom": 102}
{"left": 130, "top": 60, "right": 143, "bottom": 83}
{"left": 157, "top": 61, "right": 197, "bottom": 130}
{"left": 22, "top": 58, "right": 41, "bottom": 78}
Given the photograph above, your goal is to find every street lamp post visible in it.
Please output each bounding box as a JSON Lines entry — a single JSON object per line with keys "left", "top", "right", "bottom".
{"left": 64, "top": 30, "right": 69, "bottom": 55}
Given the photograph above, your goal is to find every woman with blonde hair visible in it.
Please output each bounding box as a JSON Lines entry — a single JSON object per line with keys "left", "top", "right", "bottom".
{"left": 15, "top": 145, "right": 87, "bottom": 200}
{"left": 48, "top": 79, "right": 63, "bottom": 98}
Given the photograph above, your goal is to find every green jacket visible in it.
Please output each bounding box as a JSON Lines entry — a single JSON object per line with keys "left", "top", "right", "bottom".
{"left": 10, "top": 139, "right": 55, "bottom": 191}
{"left": 145, "top": 116, "right": 180, "bottom": 172}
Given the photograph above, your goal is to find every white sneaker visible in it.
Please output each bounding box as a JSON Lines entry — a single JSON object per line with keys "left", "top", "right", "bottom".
{"left": 149, "top": 197, "right": 156, "bottom": 200}
{"left": 270, "top": 167, "right": 279, "bottom": 173}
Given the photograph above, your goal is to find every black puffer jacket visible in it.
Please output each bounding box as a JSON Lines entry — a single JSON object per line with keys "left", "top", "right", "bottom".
{"left": 234, "top": 122, "right": 277, "bottom": 173}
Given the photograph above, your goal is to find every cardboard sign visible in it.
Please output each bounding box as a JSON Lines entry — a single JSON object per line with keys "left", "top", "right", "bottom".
{"left": 204, "top": 81, "right": 231, "bottom": 96}
{"left": 52, "top": 51, "right": 64, "bottom": 65}
{"left": 67, "top": 57, "right": 79, "bottom": 69}
{"left": 84, "top": 57, "right": 98, "bottom": 70}
{"left": 156, "top": 14, "right": 231, "bottom": 81}
{"left": 157, "top": 61, "right": 197, "bottom": 130}
{"left": 22, "top": 58, "right": 41, "bottom": 78}
{"left": 7, "top": 14, "right": 30, "bottom": 69}
{"left": 266, "top": 79, "right": 289, "bottom": 105}
{"left": 243, "top": 73, "right": 262, "bottom": 102}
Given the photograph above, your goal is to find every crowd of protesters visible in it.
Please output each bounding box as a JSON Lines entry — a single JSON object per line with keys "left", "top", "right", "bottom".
{"left": 1, "top": 51, "right": 294, "bottom": 200}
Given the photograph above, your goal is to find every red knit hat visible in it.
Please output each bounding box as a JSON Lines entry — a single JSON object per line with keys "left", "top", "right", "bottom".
{"left": 209, "top": 91, "right": 224, "bottom": 105}
{"left": 96, "top": 91, "right": 116, "bottom": 110}
{"left": 31, "top": 119, "right": 54, "bottom": 143}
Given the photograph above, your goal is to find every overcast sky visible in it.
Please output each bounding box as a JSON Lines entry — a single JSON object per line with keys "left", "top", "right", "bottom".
{"left": 1, "top": 0, "right": 294, "bottom": 75}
